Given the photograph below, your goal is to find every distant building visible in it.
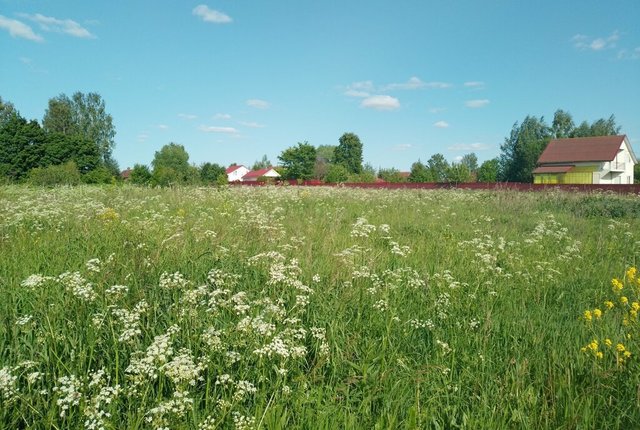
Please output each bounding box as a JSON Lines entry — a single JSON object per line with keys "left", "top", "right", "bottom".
{"left": 533, "top": 135, "right": 636, "bottom": 184}
{"left": 120, "top": 168, "right": 132, "bottom": 181}
{"left": 242, "top": 167, "right": 281, "bottom": 182}
{"left": 226, "top": 165, "right": 250, "bottom": 182}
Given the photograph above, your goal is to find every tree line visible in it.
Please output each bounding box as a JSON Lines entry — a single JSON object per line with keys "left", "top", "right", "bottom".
{"left": 1, "top": 93, "right": 634, "bottom": 185}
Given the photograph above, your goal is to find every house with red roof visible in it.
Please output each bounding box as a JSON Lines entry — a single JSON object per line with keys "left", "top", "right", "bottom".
{"left": 226, "top": 165, "right": 250, "bottom": 182}
{"left": 241, "top": 167, "right": 281, "bottom": 182}
{"left": 533, "top": 135, "right": 636, "bottom": 184}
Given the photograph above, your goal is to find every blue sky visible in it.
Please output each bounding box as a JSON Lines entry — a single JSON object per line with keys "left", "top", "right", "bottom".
{"left": 1, "top": 1, "right": 639, "bottom": 171}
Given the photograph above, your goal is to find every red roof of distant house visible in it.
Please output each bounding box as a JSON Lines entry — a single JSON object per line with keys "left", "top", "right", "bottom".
{"left": 226, "top": 165, "right": 246, "bottom": 174}
{"left": 532, "top": 165, "right": 574, "bottom": 174}
{"left": 537, "top": 135, "right": 626, "bottom": 164}
{"left": 242, "top": 167, "right": 279, "bottom": 179}
{"left": 121, "top": 168, "right": 132, "bottom": 179}
{"left": 399, "top": 171, "right": 410, "bottom": 178}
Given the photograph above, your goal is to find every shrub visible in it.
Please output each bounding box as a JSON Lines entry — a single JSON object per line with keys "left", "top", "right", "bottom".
{"left": 27, "top": 161, "right": 81, "bottom": 186}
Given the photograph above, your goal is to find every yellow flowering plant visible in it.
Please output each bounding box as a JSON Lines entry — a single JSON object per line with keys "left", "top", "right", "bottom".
{"left": 581, "top": 266, "right": 640, "bottom": 367}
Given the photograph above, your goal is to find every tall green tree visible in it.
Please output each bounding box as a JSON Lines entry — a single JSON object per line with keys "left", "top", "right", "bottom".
{"left": 200, "top": 162, "right": 227, "bottom": 185}
{"left": 334, "top": 133, "right": 363, "bottom": 174}
{"left": 445, "top": 163, "right": 472, "bottom": 183}
{"left": 278, "top": 141, "right": 317, "bottom": 180}
{"left": 0, "top": 96, "right": 17, "bottom": 128}
{"left": 460, "top": 153, "right": 478, "bottom": 174}
{"left": 251, "top": 155, "right": 271, "bottom": 171}
{"left": 477, "top": 158, "right": 500, "bottom": 182}
{"left": 151, "top": 143, "right": 191, "bottom": 185}
{"left": 427, "top": 153, "right": 450, "bottom": 183}
{"left": 130, "top": 164, "right": 152, "bottom": 185}
{"left": 552, "top": 109, "right": 575, "bottom": 139}
{"left": 499, "top": 116, "right": 551, "bottom": 182}
{"left": 42, "top": 92, "right": 116, "bottom": 163}
{"left": 408, "top": 160, "right": 434, "bottom": 182}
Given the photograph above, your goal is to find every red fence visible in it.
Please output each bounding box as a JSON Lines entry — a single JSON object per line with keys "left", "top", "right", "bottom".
{"left": 230, "top": 181, "right": 640, "bottom": 194}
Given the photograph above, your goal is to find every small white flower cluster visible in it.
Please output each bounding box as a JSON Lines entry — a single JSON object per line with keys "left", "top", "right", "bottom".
{"left": 232, "top": 412, "right": 256, "bottom": 430}
{"left": 436, "top": 339, "right": 452, "bottom": 355}
{"left": 145, "top": 390, "right": 194, "bottom": 429}
{"left": 310, "top": 327, "right": 330, "bottom": 356}
{"left": 161, "top": 349, "right": 205, "bottom": 387}
{"left": 111, "top": 300, "right": 148, "bottom": 343}
{"left": 15, "top": 314, "right": 34, "bottom": 326}
{"left": 20, "top": 273, "right": 52, "bottom": 290}
{"left": 407, "top": 319, "right": 435, "bottom": 330}
{"left": 53, "top": 374, "right": 83, "bottom": 417}
{"left": 0, "top": 366, "right": 18, "bottom": 404}
{"left": 373, "top": 299, "right": 389, "bottom": 312}
{"left": 233, "top": 380, "right": 257, "bottom": 401}
{"left": 351, "top": 217, "right": 377, "bottom": 238}
{"left": 389, "top": 241, "right": 411, "bottom": 257}
{"left": 126, "top": 325, "right": 180, "bottom": 392}
{"left": 58, "top": 271, "right": 96, "bottom": 302}
{"left": 86, "top": 258, "right": 102, "bottom": 273}
{"left": 201, "top": 327, "right": 224, "bottom": 352}
{"left": 83, "top": 369, "right": 121, "bottom": 430}
{"left": 159, "top": 271, "right": 190, "bottom": 290}
{"left": 105, "top": 284, "right": 129, "bottom": 299}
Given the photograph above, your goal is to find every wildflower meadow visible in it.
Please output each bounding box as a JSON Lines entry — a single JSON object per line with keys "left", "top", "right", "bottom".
{"left": 1, "top": 185, "right": 640, "bottom": 429}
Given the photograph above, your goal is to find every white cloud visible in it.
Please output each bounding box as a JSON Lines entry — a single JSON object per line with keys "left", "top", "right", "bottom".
{"left": 386, "top": 76, "right": 426, "bottom": 90}
{"left": 424, "top": 81, "right": 452, "bottom": 89}
{"left": 361, "top": 95, "right": 400, "bottom": 110}
{"left": 238, "top": 121, "right": 265, "bottom": 128}
{"left": 464, "top": 81, "right": 485, "bottom": 89}
{"left": 158, "top": 124, "right": 169, "bottom": 130}
{"left": 20, "top": 13, "right": 95, "bottom": 38}
{"left": 0, "top": 15, "right": 43, "bottom": 41}
{"left": 178, "top": 113, "right": 198, "bottom": 120}
{"left": 246, "top": 99, "right": 270, "bottom": 109}
{"left": 433, "top": 121, "right": 450, "bottom": 128}
{"left": 572, "top": 31, "right": 619, "bottom": 51}
{"left": 344, "top": 81, "right": 374, "bottom": 97}
{"left": 137, "top": 133, "right": 149, "bottom": 142}
{"left": 192, "top": 5, "right": 232, "bottom": 24}
{"left": 448, "top": 142, "right": 490, "bottom": 151}
{"left": 386, "top": 77, "right": 451, "bottom": 90}
{"left": 454, "top": 155, "right": 463, "bottom": 162}
{"left": 199, "top": 125, "right": 238, "bottom": 134}
{"left": 214, "top": 113, "right": 231, "bottom": 120}
{"left": 428, "top": 107, "right": 446, "bottom": 114}
{"left": 465, "top": 99, "right": 490, "bottom": 108}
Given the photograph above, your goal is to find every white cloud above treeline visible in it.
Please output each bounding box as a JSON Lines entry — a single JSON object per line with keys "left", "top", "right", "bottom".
{"left": 193, "top": 5, "right": 232, "bottom": 24}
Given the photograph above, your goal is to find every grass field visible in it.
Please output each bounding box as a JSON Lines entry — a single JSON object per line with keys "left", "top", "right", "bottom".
{"left": 1, "top": 185, "right": 640, "bottom": 429}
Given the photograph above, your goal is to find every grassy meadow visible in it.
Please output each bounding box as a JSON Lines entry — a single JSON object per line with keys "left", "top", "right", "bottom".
{"left": 1, "top": 185, "right": 640, "bottom": 429}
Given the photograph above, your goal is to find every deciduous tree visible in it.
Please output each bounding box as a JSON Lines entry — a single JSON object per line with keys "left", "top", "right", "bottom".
{"left": 278, "top": 141, "right": 317, "bottom": 180}
{"left": 334, "top": 133, "right": 363, "bottom": 174}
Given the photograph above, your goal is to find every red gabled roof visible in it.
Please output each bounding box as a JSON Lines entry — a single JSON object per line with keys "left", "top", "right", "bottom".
{"left": 242, "top": 167, "right": 279, "bottom": 179}
{"left": 538, "top": 135, "right": 626, "bottom": 164}
{"left": 226, "top": 165, "right": 246, "bottom": 174}
{"left": 532, "top": 165, "right": 574, "bottom": 174}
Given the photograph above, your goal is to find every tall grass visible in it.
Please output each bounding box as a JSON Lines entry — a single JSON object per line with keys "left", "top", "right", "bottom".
{"left": 1, "top": 185, "right": 639, "bottom": 429}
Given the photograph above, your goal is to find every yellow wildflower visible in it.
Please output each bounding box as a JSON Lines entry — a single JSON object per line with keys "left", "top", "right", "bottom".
{"left": 623, "top": 351, "right": 631, "bottom": 358}
{"left": 604, "top": 338, "right": 612, "bottom": 347}
{"left": 611, "top": 278, "right": 624, "bottom": 293}
{"left": 593, "top": 308, "right": 602, "bottom": 319}
{"left": 620, "top": 296, "right": 629, "bottom": 305}
{"left": 596, "top": 351, "right": 604, "bottom": 359}
{"left": 583, "top": 310, "right": 592, "bottom": 321}
{"left": 632, "top": 302, "right": 640, "bottom": 311}
{"left": 604, "top": 300, "right": 614, "bottom": 310}
{"left": 631, "top": 309, "right": 638, "bottom": 320}
{"left": 626, "top": 267, "right": 637, "bottom": 281}
{"left": 616, "top": 343, "right": 626, "bottom": 352}
{"left": 589, "top": 340, "right": 599, "bottom": 351}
